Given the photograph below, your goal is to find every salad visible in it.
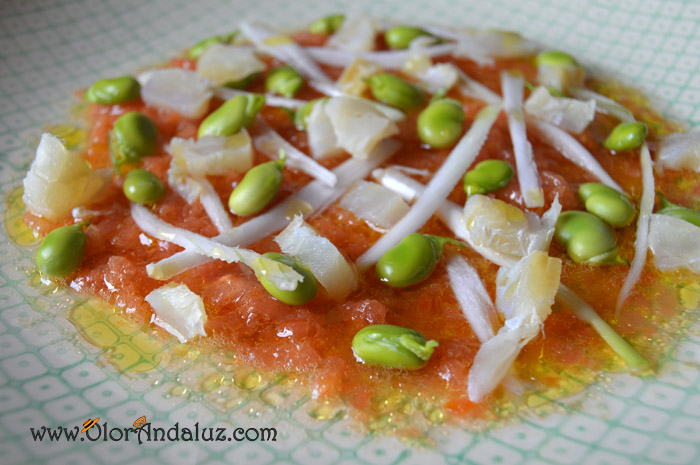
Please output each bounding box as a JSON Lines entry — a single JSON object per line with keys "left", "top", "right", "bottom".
{"left": 16, "top": 12, "right": 700, "bottom": 427}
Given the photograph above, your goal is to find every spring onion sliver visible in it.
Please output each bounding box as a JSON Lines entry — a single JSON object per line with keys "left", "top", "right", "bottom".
{"left": 253, "top": 118, "right": 337, "bottom": 187}
{"left": 197, "top": 176, "right": 233, "bottom": 233}
{"left": 215, "top": 87, "right": 307, "bottom": 109}
{"left": 446, "top": 254, "right": 498, "bottom": 343}
{"left": 456, "top": 69, "right": 501, "bottom": 104}
{"left": 616, "top": 143, "right": 654, "bottom": 316}
{"left": 372, "top": 167, "right": 469, "bottom": 241}
{"left": 131, "top": 204, "right": 304, "bottom": 291}
{"left": 305, "top": 43, "right": 456, "bottom": 69}
{"left": 502, "top": 72, "right": 543, "bottom": 208}
{"left": 529, "top": 119, "right": 625, "bottom": 193}
{"left": 149, "top": 139, "right": 401, "bottom": 279}
{"left": 557, "top": 285, "right": 649, "bottom": 371}
{"left": 569, "top": 87, "right": 635, "bottom": 123}
{"left": 240, "top": 22, "right": 339, "bottom": 96}
{"left": 355, "top": 103, "right": 500, "bottom": 269}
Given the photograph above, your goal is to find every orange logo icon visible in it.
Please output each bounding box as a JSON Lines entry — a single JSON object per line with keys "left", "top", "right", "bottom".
{"left": 133, "top": 416, "right": 147, "bottom": 429}
{"left": 81, "top": 417, "right": 99, "bottom": 433}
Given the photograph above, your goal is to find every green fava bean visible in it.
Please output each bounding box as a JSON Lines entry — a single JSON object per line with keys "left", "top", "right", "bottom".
{"left": 35, "top": 224, "right": 87, "bottom": 278}
{"left": 656, "top": 192, "right": 700, "bottom": 227}
{"left": 603, "top": 121, "right": 648, "bottom": 152}
{"left": 536, "top": 50, "right": 577, "bottom": 68}
{"left": 187, "top": 32, "right": 237, "bottom": 59}
{"left": 384, "top": 26, "right": 432, "bottom": 49}
{"left": 309, "top": 14, "right": 344, "bottom": 34}
{"left": 111, "top": 112, "right": 158, "bottom": 167}
{"left": 578, "top": 183, "right": 635, "bottom": 227}
{"left": 265, "top": 66, "right": 304, "bottom": 98}
{"left": 367, "top": 73, "right": 426, "bottom": 110}
{"left": 123, "top": 169, "right": 166, "bottom": 205}
{"left": 85, "top": 76, "right": 140, "bottom": 105}
{"left": 352, "top": 324, "right": 439, "bottom": 369}
{"left": 555, "top": 211, "right": 625, "bottom": 265}
{"left": 197, "top": 94, "right": 265, "bottom": 138}
{"left": 417, "top": 98, "right": 465, "bottom": 149}
{"left": 463, "top": 160, "right": 514, "bottom": 196}
{"left": 256, "top": 252, "right": 318, "bottom": 305}
{"left": 376, "top": 233, "right": 463, "bottom": 287}
{"left": 228, "top": 152, "right": 286, "bottom": 216}
{"left": 224, "top": 72, "right": 260, "bottom": 90}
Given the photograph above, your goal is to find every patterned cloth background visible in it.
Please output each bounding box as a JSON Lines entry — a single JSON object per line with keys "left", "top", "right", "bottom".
{"left": 1, "top": 1, "right": 700, "bottom": 464}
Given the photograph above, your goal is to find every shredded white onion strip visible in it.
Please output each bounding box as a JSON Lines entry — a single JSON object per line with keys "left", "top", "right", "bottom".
{"left": 355, "top": 103, "right": 501, "bottom": 269}
{"left": 215, "top": 87, "right": 306, "bottom": 109}
{"left": 372, "top": 167, "right": 468, "bottom": 240}
{"left": 456, "top": 69, "right": 502, "bottom": 104}
{"left": 131, "top": 204, "right": 303, "bottom": 291}
{"left": 569, "top": 87, "right": 635, "bottom": 123}
{"left": 149, "top": 139, "right": 401, "bottom": 279}
{"left": 196, "top": 176, "right": 233, "bottom": 233}
{"left": 446, "top": 253, "right": 525, "bottom": 396}
{"left": 446, "top": 254, "right": 498, "bottom": 343}
{"left": 305, "top": 43, "right": 456, "bottom": 69}
{"left": 240, "top": 22, "right": 339, "bottom": 96}
{"left": 253, "top": 118, "right": 337, "bottom": 187}
{"left": 616, "top": 143, "right": 654, "bottom": 316}
{"left": 530, "top": 119, "right": 625, "bottom": 194}
{"left": 501, "top": 72, "right": 544, "bottom": 208}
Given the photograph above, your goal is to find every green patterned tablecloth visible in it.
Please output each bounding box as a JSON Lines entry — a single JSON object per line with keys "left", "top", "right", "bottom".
{"left": 1, "top": 1, "right": 700, "bottom": 464}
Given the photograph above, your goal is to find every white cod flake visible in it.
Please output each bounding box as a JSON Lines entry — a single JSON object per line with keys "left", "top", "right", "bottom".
{"left": 649, "top": 213, "right": 700, "bottom": 273}
{"left": 196, "top": 43, "right": 266, "bottom": 86}
{"left": 324, "top": 96, "right": 398, "bottom": 159}
{"left": 22, "top": 133, "right": 109, "bottom": 220}
{"left": 468, "top": 251, "right": 561, "bottom": 402}
{"left": 141, "top": 68, "right": 213, "bottom": 118}
{"left": 145, "top": 283, "right": 207, "bottom": 343}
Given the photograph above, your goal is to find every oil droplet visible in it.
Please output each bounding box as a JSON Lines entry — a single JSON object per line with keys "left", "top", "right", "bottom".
{"left": 68, "top": 298, "right": 164, "bottom": 373}
{"left": 200, "top": 373, "right": 224, "bottom": 393}
{"left": 526, "top": 395, "right": 547, "bottom": 408}
{"left": 234, "top": 369, "right": 261, "bottom": 390}
{"left": 284, "top": 198, "right": 313, "bottom": 220}
{"left": 261, "top": 387, "right": 288, "bottom": 407}
{"left": 224, "top": 397, "right": 244, "bottom": 410}
{"left": 308, "top": 401, "right": 343, "bottom": 421}
{"left": 45, "top": 124, "right": 86, "bottom": 149}
{"left": 679, "top": 282, "right": 700, "bottom": 310}
{"left": 426, "top": 408, "right": 444, "bottom": 424}
{"left": 170, "top": 385, "right": 188, "bottom": 397}
{"left": 4, "top": 187, "right": 39, "bottom": 246}
{"left": 371, "top": 392, "right": 407, "bottom": 414}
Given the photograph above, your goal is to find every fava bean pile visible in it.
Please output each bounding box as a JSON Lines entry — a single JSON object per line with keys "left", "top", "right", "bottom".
{"left": 20, "top": 13, "right": 700, "bottom": 422}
